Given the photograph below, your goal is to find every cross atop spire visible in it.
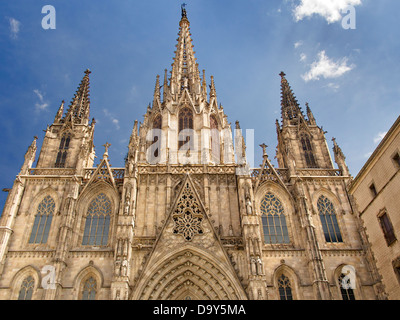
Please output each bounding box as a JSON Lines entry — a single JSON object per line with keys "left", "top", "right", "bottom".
{"left": 181, "top": 3, "right": 187, "bottom": 19}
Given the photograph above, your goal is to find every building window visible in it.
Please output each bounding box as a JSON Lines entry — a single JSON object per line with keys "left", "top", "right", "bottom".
{"left": 178, "top": 107, "right": 193, "bottom": 150}
{"left": 210, "top": 115, "right": 220, "bottom": 163}
{"left": 395, "top": 266, "right": 400, "bottom": 283}
{"left": 338, "top": 273, "right": 356, "bottom": 300}
{"left": 82, "top": 277, "right": 97, "bottom": 300}
{"left": 369, "top": 183, "right": 378, "bottom": 197}
{"left": 300, "top": 134, "right": 317, "bottom": 168}
{"left": 392, "top": 153, "right": 400, "bottom": 168}
{"left": 18, "top": 276, "right": 34, "bottom": 300}
{"left": 260, "top": 192, "right": 290, "bottom": 244}
{"left": 55, "top": 134, "right": 70, "bottom": 168}
{"left": 29, "top": 196, "right": 55, "bottom": 244}
{"left": 82, "top": 193, "right": 112, "bottom": 246}
{"left": 378, "top": 211, "right": 396, "bottom": 246}
{"left": 278, "top": 274, "right": 293, "bottom": 300}
{"left": 393, "top": 258, "right": 400, "bottom": 284}
{"left": 317, "top": 195, "right": 343, "bottom": 243}
{"left": 152, "top": 114, "right": 162, "bottom": 159}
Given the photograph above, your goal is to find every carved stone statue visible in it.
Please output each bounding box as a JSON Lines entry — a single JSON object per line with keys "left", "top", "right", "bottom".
{"left": 124, "top": 189, "right": 131, "bottom": 215}
{"left": 246, "top": 196, "right": 253, "bottom": 215}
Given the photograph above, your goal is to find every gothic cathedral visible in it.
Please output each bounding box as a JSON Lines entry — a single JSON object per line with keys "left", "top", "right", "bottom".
{"left": 0, "top": 8, "right": 386, "bottom": 300}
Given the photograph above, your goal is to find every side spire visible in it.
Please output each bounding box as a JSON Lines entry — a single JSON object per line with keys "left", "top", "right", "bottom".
{"left": 54, "top": 100, "right": 65, "bottom": 124}
{"left": 332, "top": 138, "right": 350, "bottom": 176}
{"left": 63, "top": 69, "right": 91, "bottom": 125}
{"left": 306, "top": 102, "right": 316, "bottom": 125}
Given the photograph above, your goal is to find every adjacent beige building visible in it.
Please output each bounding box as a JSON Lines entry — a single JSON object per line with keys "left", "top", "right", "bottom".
{"left": 348, "top": 115, "right": 400, "bottom": 300}
{"left": 0, "top": 8, "right": 388, "bottom": 300}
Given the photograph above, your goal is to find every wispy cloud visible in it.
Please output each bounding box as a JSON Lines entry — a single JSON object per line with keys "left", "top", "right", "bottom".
{"left": 325, "top": 82, "right": 340, "bottom": 91}
{"left": 103, "top": 109, "right": 120, "bottom": 130}
{"left": 373, "top": 131, "right": 387, "bottom": 144}
{"left": 363, "top": 151, "right": 372, "bottom": 159}
{"left": 299, "top": 53, "right": 307, "bottom": 62}
{"left": 294, "top": 41, "right": 303, "bottom": 49}
{"left": 293, "top": 0, "right": 362, "bottom": 23}
{"left": 302, "top": 50, "right": 354, "bottom": 82}
{"left": 363, "top": 131, "right": 388, "bottom": 158}
{"left": 8, "top": 17, "right": 21, "bottom": 39}
{"left": 33, "top": 89, "right": 49, "bottom": 111}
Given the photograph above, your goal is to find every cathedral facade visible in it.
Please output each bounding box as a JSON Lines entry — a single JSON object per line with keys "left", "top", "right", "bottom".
{"left": 0, "top": 8, "right": 386, "bottom": 300}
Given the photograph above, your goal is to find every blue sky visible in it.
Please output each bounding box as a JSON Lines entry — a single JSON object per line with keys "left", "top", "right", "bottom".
{"left": 0, "top": 0, "right": 399, "bottom": 209}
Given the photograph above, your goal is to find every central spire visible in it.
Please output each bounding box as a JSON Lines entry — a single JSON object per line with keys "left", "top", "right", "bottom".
{"left": 63, "top": 69, "right": 91, "bottom": 125}
{"left": 168, "top": 5, "right": 202, "bottom": 98}
{"left": 279, "top": 71, "right": 302, "bottom": 124}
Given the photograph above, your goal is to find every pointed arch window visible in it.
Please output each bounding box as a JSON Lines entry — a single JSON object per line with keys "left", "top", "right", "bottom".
{"left": 210, "top": 115, "right": 220, "bottom": 163}
{"left": 318, "top": 195, "right": 343, "bottom": 243}
{"left": 82, "top": 277, "right": 97, "bottom": 300}
{"left": 55, "top": 133, "right": 70, "bottom": 168}
{"left": 82, "top": 193, "right": 112, "bottom": 246}
{"left": 260, "top": 193, "right": 290, "bottom": 244}
{"left": 278, "top": 274, "right": 293, "bottom": 300}
{"left": 29, "top": 195, "right": 55, "bottom": 244}
{"left": 18, "top": 276, "right": 34, "bottom": 300}
{"left": 338, "top": 273, "right": 356, "bottom": 300}
{"left": 152, "top": 114, "right": 162, "bottom": 159}
{"left": 300, "top": 134, "right": 317, "bottom": 168}
{"left": 178, "top": 107, "right": 194, "bottom": 150}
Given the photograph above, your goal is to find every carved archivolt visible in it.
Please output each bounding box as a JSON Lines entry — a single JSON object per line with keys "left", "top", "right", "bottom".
{"left": 132, "top": 248, "right": 246, "bottom": 300}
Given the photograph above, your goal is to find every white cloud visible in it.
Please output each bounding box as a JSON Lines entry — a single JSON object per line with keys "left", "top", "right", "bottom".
{"left": 33, "top": 89, "right": 49, "bottom": 111}
{"left": 293, "top": 0, "right": 362, "bottom": 23}
{"left": 373, "top": 131, "right": 387, "bottom": 144}
{"left": 103, "top": 109, "right": 120, "bottom": 130}
{"left": 8, "top": 17, "right": 21, "bottom": 39}
{"left": 302, "top": 50, "right": 354, "bottom": 82}
{"left": 325, "top": 82, "right": 340, "bottom": 91}
{"left": 294, "top": 41, "right": 303, "bottom": 49}
{"left": 299, "top": 53, "right": 307, "bottom": 62}
{"left": 363, "top": 151, "right": 372, "bottom": 159}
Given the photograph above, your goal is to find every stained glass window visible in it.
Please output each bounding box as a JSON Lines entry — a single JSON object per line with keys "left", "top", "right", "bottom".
{"left": 82, "top": 277, "right": 97, "bottom": 300}
{"left": 260, "top": 193, "right": 290, "bottom": 244}
{"left": 278, "top": 274, "right": 293, "bottom": 300}
{"left": 317, "top": 195, "right": 343, "bottom": 243}
{"left": 29, "top": 196, "right": 55, "bottom": 244}
{"left": 82, "top": 193, "right": 111, "bottom": 246}
{"left": 18, "top": 276, "right": 34, "bottom": 300}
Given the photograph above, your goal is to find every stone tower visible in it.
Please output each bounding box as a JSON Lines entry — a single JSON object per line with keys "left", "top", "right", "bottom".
{"left": 0, "top": 7, "right": 384, "bottom": 300}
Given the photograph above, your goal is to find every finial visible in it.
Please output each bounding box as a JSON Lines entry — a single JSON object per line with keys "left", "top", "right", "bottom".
{"left": 103, "top": 142, "right": 111, "bottom": 157}
{"left": 279, "top": 71, "right": 286, "bottom": 78}
{"left": 260, "top": 143, "right": 268, "bottom": 156}
{"left": 84, "top": 69, "right": 91, "bottom": 76}
{"left": 181, "top": 3, "right": 187, "bottom": 18}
